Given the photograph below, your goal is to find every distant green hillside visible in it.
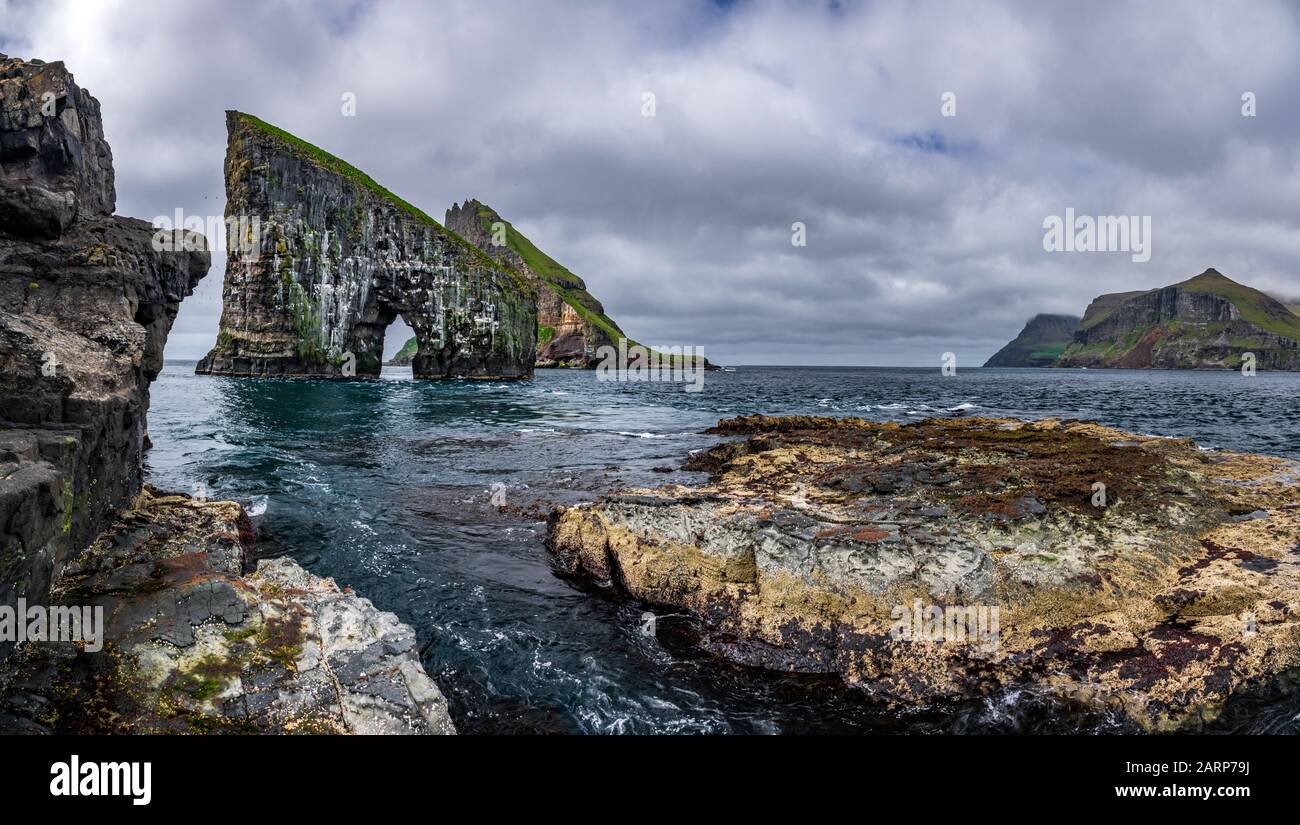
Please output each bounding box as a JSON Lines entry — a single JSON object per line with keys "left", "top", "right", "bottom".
{"left": 389, "top": 335, "right": 418, "bottom": 364}
{"left": 1172, "top": 270, "right": 1300, "bottom": 339}
{"left": 983, "top": 313, "right": 1080, "bottom": 367}
{"left": 1057, "top": 268, "right": 1300, "bottom": 370}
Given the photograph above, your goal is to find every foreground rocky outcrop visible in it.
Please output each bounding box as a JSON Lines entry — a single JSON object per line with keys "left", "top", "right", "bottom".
{"left": 983, "top": 313, "right": 1079, "bottom": 367}
{"left": 1, "top": 56, "right": 454, "bottom": 733}
{"left": 0, "top": 55, "right": 208, "bottom": 610}
{"left": 549, "top": 414, "right": 1300, "bottom": 730}
{"left": 197, "top": 114, "right": 536, "bottom": 379}
{"left": 0, "top": 488, "right": 454, "bottom": 733}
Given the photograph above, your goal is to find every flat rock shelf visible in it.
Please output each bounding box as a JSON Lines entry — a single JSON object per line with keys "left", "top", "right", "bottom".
{"left": 548, "top": 414, "right": 1300, "bottom": 731}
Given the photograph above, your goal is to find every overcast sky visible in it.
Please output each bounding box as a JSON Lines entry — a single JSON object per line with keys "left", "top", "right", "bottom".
{"left": 4, "top": 0, "right": 1299, "bottom": 365}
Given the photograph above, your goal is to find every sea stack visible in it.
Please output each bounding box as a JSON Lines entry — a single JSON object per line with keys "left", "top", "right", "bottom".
{"left": 197, "top": 113, "right": 537, "bottom": 379}
{"left": 443, "top": 199, "right": 627, "bottom": 368}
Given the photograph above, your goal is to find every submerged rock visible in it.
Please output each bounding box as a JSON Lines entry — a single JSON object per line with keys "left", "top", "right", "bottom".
{"left": 197, "top": 113, "right": 536, "bottom": 379}
{"left": 548, "top": 414, "right": 1300, "bottom": 730}
{"left": 0, "top": 487, "right": 455, "bottom": 734}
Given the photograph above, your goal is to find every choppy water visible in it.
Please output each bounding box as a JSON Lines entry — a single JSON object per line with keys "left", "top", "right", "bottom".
{"left": 146, "top": 364, "right": 1300, "bottom": 733}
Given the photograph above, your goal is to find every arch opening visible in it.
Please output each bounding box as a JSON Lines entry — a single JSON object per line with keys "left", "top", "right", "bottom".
{"left": 381, "top": 314, "right": 417, "bottom": 376}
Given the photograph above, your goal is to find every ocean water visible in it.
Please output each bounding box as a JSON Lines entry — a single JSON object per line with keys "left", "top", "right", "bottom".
{"left": 145, "top": 364, "right": 1300, "bottom": 733}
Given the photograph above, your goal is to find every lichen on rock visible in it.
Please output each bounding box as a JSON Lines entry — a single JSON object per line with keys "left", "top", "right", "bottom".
{"left": 0, "top": 488, "right": 455, "bottom": 734}
{"left": 547, "top": 414, "right": 1300, "bottom": 730}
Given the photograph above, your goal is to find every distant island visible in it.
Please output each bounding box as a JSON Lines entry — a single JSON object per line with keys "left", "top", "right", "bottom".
{"left": 983, "top": 313, "right": 1080, "bottom": 367}
{"left": 985, "top": 269, "right": 1300, "bottom": 369}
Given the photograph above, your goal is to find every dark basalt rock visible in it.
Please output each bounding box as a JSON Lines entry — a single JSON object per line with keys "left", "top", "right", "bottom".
{"left": 0, "top": 56, "right": 115, "bottom": 238}
{"left": 0, "top": 57, "right": 456, "bottom": 734}
{"left": 0, "top": 56, "right": 209, "bottom": 613}
{"left": 197, "top": 113, "right": 536, "bottom": 380}
{"left": 444, "top": 199, "right": 623, "bottom": 368}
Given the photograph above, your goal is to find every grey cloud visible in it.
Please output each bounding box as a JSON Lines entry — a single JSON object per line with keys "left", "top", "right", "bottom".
{"left": 5, "top": 0, "right": 1299, "bottom": 365}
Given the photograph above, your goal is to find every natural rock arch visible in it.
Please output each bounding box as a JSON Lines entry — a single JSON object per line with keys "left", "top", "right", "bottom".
{"left": 197, "top": 112, "right": 536, "bottom": 380}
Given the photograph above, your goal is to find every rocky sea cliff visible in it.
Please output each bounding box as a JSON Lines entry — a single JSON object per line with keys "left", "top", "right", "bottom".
{"left": 4, "top": 54, "right": 1300, "bottom": 739}
{"left": 0, "top": 56, "right": 453, "bottom": 734}
{"left": 989, "top": 269, "right": 1300, "bottom": 370}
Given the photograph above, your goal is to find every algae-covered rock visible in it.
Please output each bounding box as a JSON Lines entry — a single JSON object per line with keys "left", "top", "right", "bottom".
{"left": 548, "top": 414, "right": 1300, "bottom": 730}
{"left": 0, "top": 488, "right": 455, "bottom": 734}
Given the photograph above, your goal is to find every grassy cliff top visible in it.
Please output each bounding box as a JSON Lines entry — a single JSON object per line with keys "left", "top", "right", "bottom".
{"left": 1173, "top": 269, "right": 1300, "bottom": 339}
{"left": 1077, "top": 290, "right": 1151, "bottom": 330}
{"left": 1077, "top": 270, "right": 1300, "bottom": 341}
{"left": 229, "top": 112, "right": 533, "bottom": 296}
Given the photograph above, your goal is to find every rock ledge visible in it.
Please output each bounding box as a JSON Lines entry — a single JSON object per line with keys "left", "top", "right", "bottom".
{"left": 549, "top": 414, "right": 1300, "bottom": 730}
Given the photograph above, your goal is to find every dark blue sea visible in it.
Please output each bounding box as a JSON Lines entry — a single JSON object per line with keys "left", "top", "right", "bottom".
{"left": 146, "top": 364, "right": 1300, "bottom": 733}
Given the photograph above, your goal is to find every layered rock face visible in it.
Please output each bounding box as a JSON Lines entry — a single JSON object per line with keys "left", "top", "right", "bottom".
{"left": 443, "top": 199, "right": 625, "bottom": 368}
{"left": 1057, "top": 269, "right": 1300, "bottom": 369}
{"left": 197, "top": 114, "right": 536, "bottom": 379}
{"left": 0, "top": 56, "right": 114, "bottom": 238}
{"left": 0, "top": 56, "right": 209, "bottom": 610}
{"left": 549, "top": 415, "right": 1300, "bottom": 730}
{"left": 983, "top": 313, "right": 1080, "bottom": 367}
